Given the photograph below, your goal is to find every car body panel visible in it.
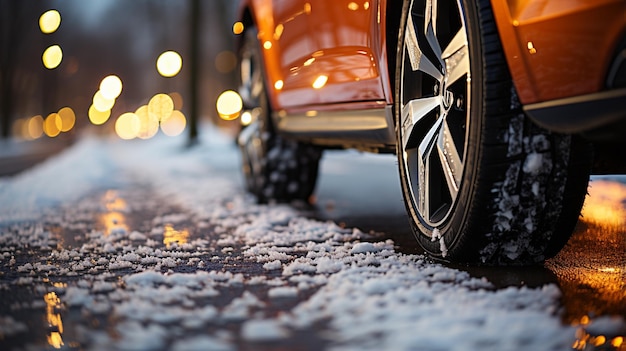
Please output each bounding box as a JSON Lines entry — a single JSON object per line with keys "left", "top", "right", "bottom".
{"left": 245, "top": 0, "right": 318, "bottom": 107}
{"left": 490, "top": 0, "right": 626, "bottom": 104}
{"left": 238, "top": 0, "right": 626, "bottom": 139}
{"left": 303, "top": 1, "right": 387, "bottom": 105}
{"left": 242, "top": 0, "right": 390, "bottom": 112}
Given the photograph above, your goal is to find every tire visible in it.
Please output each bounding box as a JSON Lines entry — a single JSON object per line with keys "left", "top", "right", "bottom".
{"left": 237, "top": 28, "right": 322, "bottom": 204}
{"left": 395, "top": 0, "right": 592, "bottom": 265}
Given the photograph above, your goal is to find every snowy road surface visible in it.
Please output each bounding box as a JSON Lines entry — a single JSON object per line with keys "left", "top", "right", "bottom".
{"left": 0, "top": 125, "right": 624, "bottom": 350}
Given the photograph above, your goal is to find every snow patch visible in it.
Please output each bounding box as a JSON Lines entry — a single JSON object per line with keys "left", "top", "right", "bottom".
{"left": 1, "top": 124, "right": 618, "bottom": 350}
{"left": 241, "top": 319, "right": 289, "bottom": 341}
{"left": 431, "top": 228, "right": 448, "bottom": 258}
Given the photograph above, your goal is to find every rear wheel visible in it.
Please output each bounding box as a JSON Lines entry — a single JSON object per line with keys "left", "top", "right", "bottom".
{"left": 237, "top": 28, "right": 321, "bottom": 204}
{"left": 395, "top": 0, "right": 592, "bottom": 265}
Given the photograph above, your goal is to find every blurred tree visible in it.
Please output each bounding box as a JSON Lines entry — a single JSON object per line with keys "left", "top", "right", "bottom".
{"left": 187, "top": 0, "right": 200, "bottom": 146}
{"left": 203, "top": 0, "right": 238, "bottom": 128}
{"left": 0, "top": 0, "right": 239, "bottom": 140}
{"left": 0, "top": 1, "right": 27, "bottom": 138}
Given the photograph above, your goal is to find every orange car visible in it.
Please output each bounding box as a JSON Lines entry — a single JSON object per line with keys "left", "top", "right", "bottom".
{"left": 235, "top": 0, "right": 626, "bottom": 265}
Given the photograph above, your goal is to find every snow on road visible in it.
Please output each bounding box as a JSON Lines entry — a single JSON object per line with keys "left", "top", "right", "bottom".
{"left": 0, "top": 125, "right": 610, "bottom": 350}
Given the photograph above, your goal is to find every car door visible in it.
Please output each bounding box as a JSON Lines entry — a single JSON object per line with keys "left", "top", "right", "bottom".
{"left": 303, "top": 0, "right": 387, "bottom": 105}
{"left": 252, "top": 0, "right": 320, "bottom": 109}
{"left": 254, "top": 0, "right": 387, "bottom": 110}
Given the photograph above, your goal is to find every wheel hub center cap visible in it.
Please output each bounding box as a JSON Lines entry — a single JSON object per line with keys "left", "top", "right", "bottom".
{"left": 442, "top": 88, "right": 454, "bottom": 110}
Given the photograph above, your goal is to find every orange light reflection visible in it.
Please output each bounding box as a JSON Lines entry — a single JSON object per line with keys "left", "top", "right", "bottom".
{"left": 556, "top": 178, "right": 626, "bottom": 350}
{"left": 163, "top": 224, "right": 189, "bottom": 248}
{"left": 581, "top": 179, "right": 626, "bottom": 228}
{"left": 100, "top": 191, "right": 129, "bottom": 235}
{"left": 44, "top": 292, "right": 64, "bottom": 349}
{"left": 572, "top": 320, "right": 624, "bottom": 351}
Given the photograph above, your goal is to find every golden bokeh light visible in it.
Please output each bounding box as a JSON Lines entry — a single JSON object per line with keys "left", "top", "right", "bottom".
{"left": 99, "top": 75, "right": 123, "bottom": 100}
{"left": 233, "top": 21, "right": 244, "bottom": 35}
{"left": 44, "top": 113, "right": 61, "bottom": 137}
{"left": 215, "top": 50, "right": 237, "bottom": 73}
{"left": 92, "top": 91, "right": 115, "bottom": 112}
{"left": 216, "top": 90, "right": 243, "bottom": 120}
{"left": 28, "top": 115, "right": 44, "bottom": 139}
{"left": 241, "top": 111, "right": 252, "bottom": 126}
{"left": 88, "top": 105, "right": 111, "bottom": 125}
{"left": 57, "top": 107, "right": 75, "bottom": 132}
{"left": 263, "top": 41, "right": 272, "bottom": 50}
{"left": 39, "top": 10, "right": 61, "bottom": 34}
{"left": 148, "top": 93, "right": 174, "bottom": 122}
{"left": 160, "top": 110, "right": 186, "bottom": 136}
{"left": 156, "top": 51, "right": 183, "bottom": 77}
{"left": 115, "top": 112, "right": 140, "bottom": 140}
{"left": 135, "top": 105, "right": 159, "bottom": 140}
{"left": 42, "top": 45, "right": 63, "bottom": 69}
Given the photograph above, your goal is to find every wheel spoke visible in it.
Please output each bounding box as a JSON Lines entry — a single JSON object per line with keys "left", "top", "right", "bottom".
{"left": 443, "top": 29, "right": 470, "bottom": 86}
{"left": 417, "top": 117, "right": 443, "bottom": 222}
{"left": 418, "top": 117, "right": 443, "bottom": 177}
{"left": 404, "top": 148, "right": 425, "bottom": 217}
{"left": 425, "top": 0, "right": 438, "bottom": 37}
{"left": 405, "top": 15, "right": 443, "bottom": 81}
{"left": 436, "top": 120, "right": 462, "bottom": 199}
{"left": 442, "top": 28, "right": 467, "bottom": 59}
{"left": 401, "top": 96, "right": 441, "bottom": 149}
{"left": 424, "top": 0, "right": 444, "bottom": 69}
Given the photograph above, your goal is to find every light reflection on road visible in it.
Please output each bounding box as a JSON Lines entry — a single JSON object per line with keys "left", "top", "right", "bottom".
{"left": 163, "top": 224, "right": 190, "bottom": 247}
{"left": 44, "top": 292, "right": 64, "bottom": 349}
{"left": 315, "top": 153, "right": 626, "bottom": 350}
{"left": 100, "top": 190, "right": 129, "bottom": 235}
{"left": 546, "top": 177, "right": 626, "bottom": 350}
{"left": 581, "top": 179, "right": 626, "bottom": 228}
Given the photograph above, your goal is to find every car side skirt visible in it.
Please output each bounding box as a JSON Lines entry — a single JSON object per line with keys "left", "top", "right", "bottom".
{"left": 273, "top": 105, "right": 397, "bottom": 152}
{"left": 523, "top": 88, "right": 626, "bottom": 135}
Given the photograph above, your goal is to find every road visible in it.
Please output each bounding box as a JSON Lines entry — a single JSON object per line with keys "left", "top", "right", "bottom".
{"left": 0, "top": 126, "right": 624, "bottom": 351}
{"left": 313, "top": 151, "right": 626, "bottom": 326}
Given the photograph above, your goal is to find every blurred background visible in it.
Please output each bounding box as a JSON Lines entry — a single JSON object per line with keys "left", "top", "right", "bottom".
{"left": 0, "top": 0, "right": 241, "bottom": 147}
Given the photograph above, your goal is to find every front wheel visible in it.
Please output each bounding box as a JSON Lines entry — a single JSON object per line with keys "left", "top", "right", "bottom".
{"left": 395, "top": 0, "right": 592, "bottom": 265}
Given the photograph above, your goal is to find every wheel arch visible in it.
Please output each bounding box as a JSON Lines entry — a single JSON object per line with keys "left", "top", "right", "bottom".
{"left": 384, "top": 0, "right": 404, "bottom": 109}
{"left": 235, "top": 5, "right": 255, "bottom": 53}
